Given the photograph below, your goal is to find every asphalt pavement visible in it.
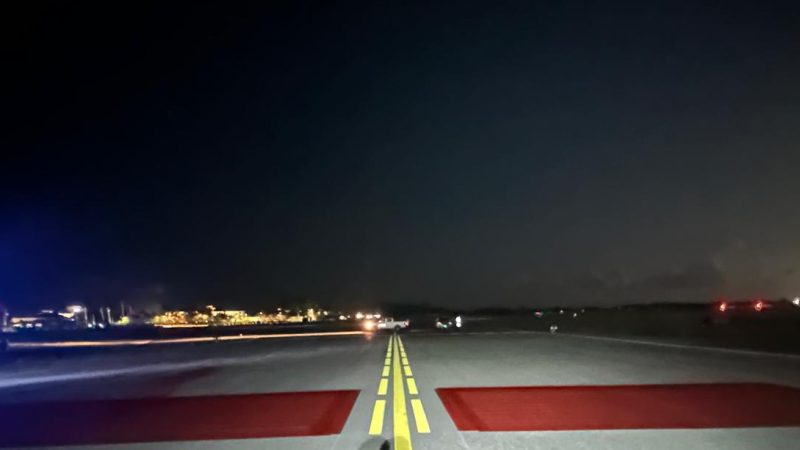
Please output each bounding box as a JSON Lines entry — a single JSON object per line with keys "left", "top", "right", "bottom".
{"left": 1, "top": 330, "right": 799, "bottom": 449}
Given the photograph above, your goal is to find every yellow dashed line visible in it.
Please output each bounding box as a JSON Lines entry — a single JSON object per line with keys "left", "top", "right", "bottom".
{"left": 369, "top": 399, "right": 386, "bottom": 435}
{"left": 371, "top": 334, "right": 430, "bottom": 443}
{"left": 410, "top": 399, "right": 431, "bottom": 433}
{"left": 393, "top": 334, "right": 412, "bottom": 450}
{"left": 378, "top": 378, "right": 388, "bottom": 395}
{"left": 368, "top": 335, "right": 394, "bottom": 436}
{"left": 406, "top": 377, "right": 418, "bottom": 395}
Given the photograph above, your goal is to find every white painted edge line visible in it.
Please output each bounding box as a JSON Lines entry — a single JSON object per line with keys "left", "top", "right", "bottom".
{"left": 8, "top": 330, "right": 365, "bottom": 349}
{"left": 0, "top": 344, "right": 354, "bottom": 390}
{"left": 413, "top": 329, "right": 800, "bottom": 359}
{"left": 548, "top": 332, "right": 800, "bottom": 360}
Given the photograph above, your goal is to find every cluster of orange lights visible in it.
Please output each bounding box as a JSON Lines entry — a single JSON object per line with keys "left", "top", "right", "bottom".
{"left": 716, "top": 299, "right": 767, "bottom": 313}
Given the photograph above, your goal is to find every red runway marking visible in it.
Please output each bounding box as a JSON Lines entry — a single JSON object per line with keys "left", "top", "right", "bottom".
{"left": 437, "top": 383, "right": 800, "bottom": 431}
{"left": 0, "top": 390, "right": 359, "bottom": 447}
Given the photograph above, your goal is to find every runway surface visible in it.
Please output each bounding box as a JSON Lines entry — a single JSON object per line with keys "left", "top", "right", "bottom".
{"left": 1, "top": 330, "right": 799, "bottom": 449}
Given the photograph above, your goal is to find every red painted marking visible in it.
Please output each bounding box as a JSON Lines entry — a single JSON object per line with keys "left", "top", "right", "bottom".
{"left": 0, "top": 390, "right": 358, "bottom": 447}
{"left": 437, "top": 383, "right": 800, "bottom": 431}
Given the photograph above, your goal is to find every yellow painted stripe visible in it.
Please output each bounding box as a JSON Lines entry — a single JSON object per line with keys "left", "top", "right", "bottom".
{"left": 406, "top": 377, "right": 418, "bottom": 395}
{"left": 404, "top": 365, "right": 413, "bottom": 376}
{"left": 393, "top": 333, "right": 412, "bottom": 450}
{"left": 410, "top": 399, "right": 431, "bottom": 433}
{"left": 378, "top": 378, "right": 389, "bottom": 395}
{"left": 382, "top": 365, "right": 390, "bottom": 377}
{"left": 385, "top": 358, "right": 391, "bottom": 365}
{"left": 369, "top": 400, "right": 386, "bottom": 435}
{"left": 402, "top": 357, "right": 409, "bottom": 365}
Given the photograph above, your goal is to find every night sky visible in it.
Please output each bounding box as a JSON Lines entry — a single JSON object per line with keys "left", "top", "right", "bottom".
{"left": 3, "top": 1, "right": 800, "bottom": 313}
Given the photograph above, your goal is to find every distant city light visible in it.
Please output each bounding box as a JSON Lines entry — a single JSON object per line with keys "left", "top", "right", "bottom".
{"left": 14, "top": 302, "right": 334, "bottom": 331}
{"left": 355, "top": 312, "right": 364, "bottom": 319}
{"left": 793, "top": 297, "right": 800, "bottom": 307}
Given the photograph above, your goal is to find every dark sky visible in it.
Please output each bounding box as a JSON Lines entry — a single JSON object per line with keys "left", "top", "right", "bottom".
{"left": 2, "top": 1, "right": 799, "bottom": 312}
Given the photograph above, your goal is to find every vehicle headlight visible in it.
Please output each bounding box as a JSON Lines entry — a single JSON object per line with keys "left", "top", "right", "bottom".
{"left": 363, "top": 320, "right": 376, "bottom": 331}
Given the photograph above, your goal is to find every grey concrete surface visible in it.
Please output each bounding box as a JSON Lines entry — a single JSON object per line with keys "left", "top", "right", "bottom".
{"left": 1, "top": 331, "right": 799, "bottom": 449}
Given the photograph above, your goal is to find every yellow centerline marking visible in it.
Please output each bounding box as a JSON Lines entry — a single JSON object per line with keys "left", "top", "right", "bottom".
{"left": 410, "top": 399, "right": 431, "bottom": 433}
{"left": 369, "top": 399, "right": 386, "bottom": 435}
{"left": 393, "top": 334, "right": 412, "bottom": 450}
{"left": 406, "top": 377, "right": 418, "bottom": 395}
{"left": 371, "top": 334, "right": 430, "bottom": 441}
{"left": 378, "top": 378, "right": 389, "bottom": 395}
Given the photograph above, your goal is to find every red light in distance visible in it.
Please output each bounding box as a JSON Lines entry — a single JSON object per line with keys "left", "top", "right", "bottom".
{"left": 754, "top": 300, "right": 764, "bottom": 312}
{"left": 718, "top": 302, "right": 727, "bottom": 312}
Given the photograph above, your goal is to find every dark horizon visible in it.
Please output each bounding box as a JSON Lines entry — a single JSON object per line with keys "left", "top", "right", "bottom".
{"left": 3, "top": 1, "right": 800, "bottom": 312}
